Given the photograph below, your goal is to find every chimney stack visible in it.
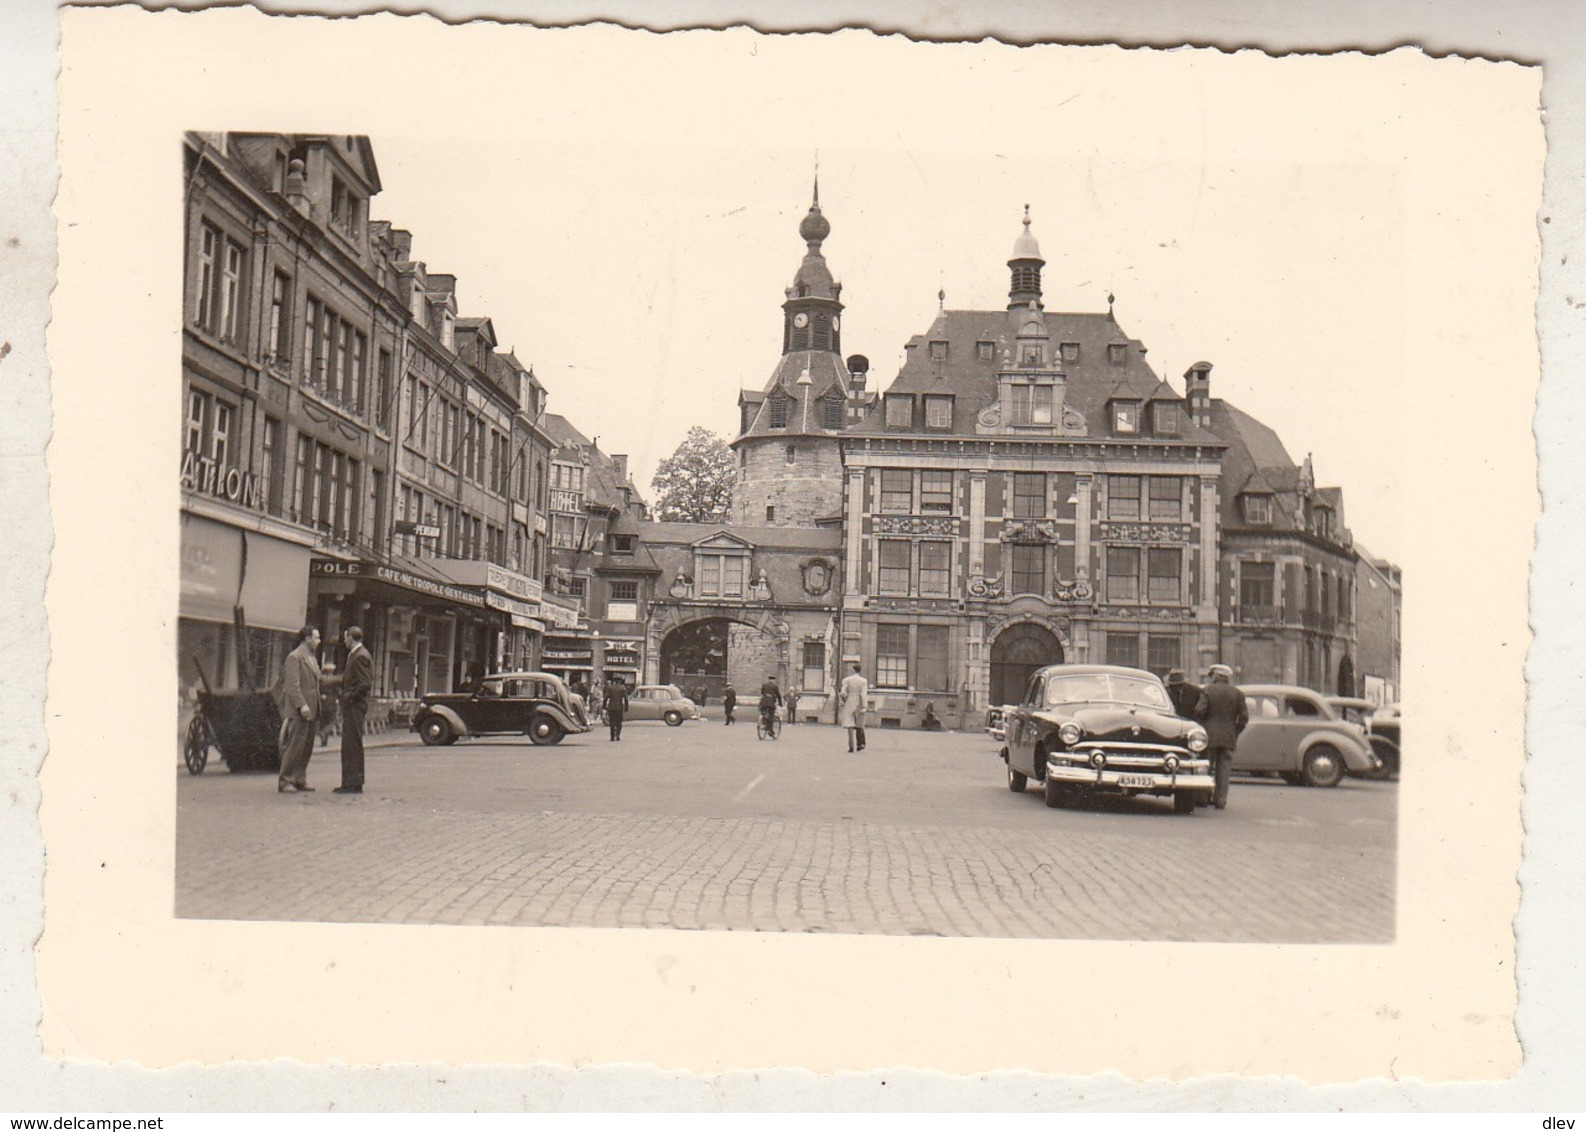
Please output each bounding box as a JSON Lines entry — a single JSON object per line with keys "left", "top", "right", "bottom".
{"left": 1184, "top": 361, "right": 1213, "bottom": 428}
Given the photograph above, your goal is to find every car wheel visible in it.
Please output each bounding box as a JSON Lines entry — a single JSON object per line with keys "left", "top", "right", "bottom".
{"left": 183, "top": 715, "right": 210, "bottom": 775}
{"left": 1301, "top": 744, "right": 1346, "bottom": 788}
{"left": 1365, "top": 737, "right": 1400, "bottom": 780}
{"left": 1043, "top": 778, "right": 1068, "bottom": 809}
{"left": 527, "top": 715, "right": 565, "bottom": 746}
{"left": 663, "top": 710, "right": 683, "bottom": 727}
{"left": 419, "top": 716, "right": 453, "bottom": 746}
{"left": 1007, "top": 764, "right": 1027, "bottom": 793}
{"left": 1173, "top": 792, "right": 1198, "bottom": 814}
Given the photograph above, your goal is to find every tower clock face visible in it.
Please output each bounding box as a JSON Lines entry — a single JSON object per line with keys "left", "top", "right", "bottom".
{"left": 793, "top": 313, "right": 809, "bottom": 328}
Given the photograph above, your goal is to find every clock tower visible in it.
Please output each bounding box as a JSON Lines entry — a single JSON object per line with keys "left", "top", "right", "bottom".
{"left": 732, "top": 180, "right": 854, "bottom": 526}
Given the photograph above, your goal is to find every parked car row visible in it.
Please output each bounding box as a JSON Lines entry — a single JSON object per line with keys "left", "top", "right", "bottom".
{"left": 998, "top": 664, "right": 1393, "bottom": 815}
{"left": 410, "top": 675, "right": 708, "bottom": 747}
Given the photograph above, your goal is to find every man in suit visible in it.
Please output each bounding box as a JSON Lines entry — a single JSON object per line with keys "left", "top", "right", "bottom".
{"left": 278, "top": 625, "right": 322, "bottom": 794}
{"left": 1194, "top": 663, "right": 1249, "bottom": 810}
{"left": 604, "top": 675, "right": 629, "bottom": 741}
{"left": 333, "top": 625, "right": 373, "bottom": 794}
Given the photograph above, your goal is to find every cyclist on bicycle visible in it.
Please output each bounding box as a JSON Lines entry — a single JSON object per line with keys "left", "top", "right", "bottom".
{"left": 758, "top": 675, "right": 782, "bottom": 732}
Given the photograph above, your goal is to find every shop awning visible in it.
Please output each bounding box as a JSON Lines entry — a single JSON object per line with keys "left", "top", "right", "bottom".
{"left": 181, "top": 514, "right": 309, "bottom": 631}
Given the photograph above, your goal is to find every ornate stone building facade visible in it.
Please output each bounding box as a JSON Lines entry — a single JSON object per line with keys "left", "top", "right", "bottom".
{"left": 637, "top": 191, "right": 1393, "bottom": 727}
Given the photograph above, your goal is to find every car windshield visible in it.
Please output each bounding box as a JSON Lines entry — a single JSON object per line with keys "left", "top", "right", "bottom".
{"left": 1044, "top": 673, "right": 1171, "bottom": 711}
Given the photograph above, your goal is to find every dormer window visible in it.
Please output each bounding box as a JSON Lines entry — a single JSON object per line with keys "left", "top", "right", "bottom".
{"left": 822, "top": 394, "right": 845, "bottom": 430}
{"left": 929, "top": 340, "right": 948, "bottom": 361}
{"left": 976, "top": 340, "right": 995, "bottom": 361}
{"left": 1108, "top": 343, "right": 1127, "bottom": 365}
{"left": 1242, "top": 494, "right": 1273, "bottom": 525}
{"left": 1008, "top": 381, "right": 1054, "bottom": 425}
{"left": 768, "top": 393, "right": 789, "bottom": 429}
{"left": 924, "top": 395, "right": 953, "bottom": 430}
{"left": 608, "top": 534, "right": 635, "bottom": 555}
{"left": 1111, "top": 401, "right": 1140, "bottom": 434}
{"left": 885, "top": 394, "right": 914, "bottom": 430}
{"left": 1152, "top": 402, "right": 1182, "bottom": 436}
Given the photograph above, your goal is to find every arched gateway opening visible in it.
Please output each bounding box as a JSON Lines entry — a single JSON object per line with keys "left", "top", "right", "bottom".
{"left": 989, "top": 622, "right": 1064, "bottom": 706}
{"left": 659, "top": 617, "right": 782, "bottom": 704}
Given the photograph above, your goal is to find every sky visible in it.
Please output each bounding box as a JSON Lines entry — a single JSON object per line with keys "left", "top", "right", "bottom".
{"left": 353, "top": 33, "right": 1536, "bottom": 568}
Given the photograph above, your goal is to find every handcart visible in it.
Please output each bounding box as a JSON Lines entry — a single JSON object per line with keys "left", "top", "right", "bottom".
{"left": 182, "top": 658, "right": 283, "bottom": 775}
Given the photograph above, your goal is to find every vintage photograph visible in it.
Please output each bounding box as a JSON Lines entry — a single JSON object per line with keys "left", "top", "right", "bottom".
{"left": 40, "top": 8, "right": 1541, "bottom": 1082}
{"left": 175, "top": 124, "right": 1399, "bottom": 942}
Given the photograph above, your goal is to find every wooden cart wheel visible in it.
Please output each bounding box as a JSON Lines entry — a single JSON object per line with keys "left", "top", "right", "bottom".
{"left": 183, "top": 714, "right": 210, "bottom": 775}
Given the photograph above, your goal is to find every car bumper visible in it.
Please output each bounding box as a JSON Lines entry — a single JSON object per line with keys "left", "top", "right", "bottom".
{"left": 1046, "top": 765, "right": 1216, "bottom": 796}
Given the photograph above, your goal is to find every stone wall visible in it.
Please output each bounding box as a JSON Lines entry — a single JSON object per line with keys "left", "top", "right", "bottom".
{"left": 733, "top": 439, "right": 845, "bottom": 526}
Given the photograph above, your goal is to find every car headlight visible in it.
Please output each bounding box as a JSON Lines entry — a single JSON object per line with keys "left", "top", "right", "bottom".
{"left": 1187, "top": 728, "right": 1209, "bottom": 753}
{"left": 1163, "top": 754, "right": 1180, "bottom": 773}
{"left": 1088, "top": 751, "right": 1107, "bottom": 770}
{"left": 1058, "top": 721, "right": 1083, "bottom": 746}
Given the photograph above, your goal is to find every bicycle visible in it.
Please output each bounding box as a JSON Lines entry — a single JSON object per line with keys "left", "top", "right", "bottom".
{"left": 756, "top": 705, "right": 781, "bottom": 740}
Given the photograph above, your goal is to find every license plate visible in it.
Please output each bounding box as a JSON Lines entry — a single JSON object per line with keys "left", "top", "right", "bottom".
{"left": 1117, "top": 774, "right": 1155, "bottom": 788}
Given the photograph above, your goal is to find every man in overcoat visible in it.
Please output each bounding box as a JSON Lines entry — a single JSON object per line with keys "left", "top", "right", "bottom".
{"left": 1194, "top": 663, "right": 1249, "bottom": 810}
{"left": 333, "top": 626, "right": 373, "bottom": 794}
{"left": 278, "top": 625, "right": 322, "bottom": 793}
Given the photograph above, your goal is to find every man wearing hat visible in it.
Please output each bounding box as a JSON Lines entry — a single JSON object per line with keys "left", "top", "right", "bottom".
{"left": 1165, "top": 668, "right": 1200, "bottom": 720}
{"left": 1194, "top": 663, "right": 1248, "bottom": 810}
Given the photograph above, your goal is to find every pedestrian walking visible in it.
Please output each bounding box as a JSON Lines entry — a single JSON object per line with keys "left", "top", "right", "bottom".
{"left": 1165, "top": 668, "right": 1201, "bottom": 720}
{"left": 604, "top": 675, "right": 629, "bottom": 741}
{"left": 694, "top": 683, "right": 709, "bottom": 707}
{"left": 1194, "top": 663, "right": 1249, "bottom": 810}
{"left": 332, "top": 626, "right": 372, "bottom": 794}
{"left": 784, "top": 688, "right": 800, "bottom": 725}
{"left": 722, "top": 682, "right": 737, "bottom": 726}
{"left": 921, "top": 701, "right": 943, "bottom": 731}
{"left": 839, "top": 663, "right": 868, "bottom": 752}
{"left": 277, "top": 625, "right": 322, "bottom": 793}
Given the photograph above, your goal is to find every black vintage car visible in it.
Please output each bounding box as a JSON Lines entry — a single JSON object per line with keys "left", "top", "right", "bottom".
{"left": 1000, "top": 664, "right": 1214, "bottom": 814}
{"left": 412, "top": 671, "right": 590, "bottom": 747}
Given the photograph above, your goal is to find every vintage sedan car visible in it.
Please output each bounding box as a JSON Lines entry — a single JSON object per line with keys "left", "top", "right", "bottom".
{"left": 1000, "top": 664, "right": 1214, "bottom": 814}
{"left": 1236, "top": 685, "right": 1381, "bottom": 786}
{"left": 624, "top": 684, "right": 702, "bottom": 726}
{"left": 412, "top": 671, "right": 590, "bottom": 747}
{"left": 1326, "top": 696, "right": 1401, "bottom": 780}
{"left": 984, "top": 705, "right": 1013, "bottom": 743}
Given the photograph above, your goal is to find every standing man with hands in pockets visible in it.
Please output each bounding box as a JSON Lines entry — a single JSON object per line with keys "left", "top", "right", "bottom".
{"left": 278, "top": 625, "right": 322, "bottom": 794}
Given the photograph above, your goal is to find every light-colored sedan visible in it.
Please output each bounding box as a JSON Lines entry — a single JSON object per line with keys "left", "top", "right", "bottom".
{"left": 1233, "top": 684, "right": 1382, "bottom": 787}
{"left": 623, "top": 684, "right": 703, "bottom": 726}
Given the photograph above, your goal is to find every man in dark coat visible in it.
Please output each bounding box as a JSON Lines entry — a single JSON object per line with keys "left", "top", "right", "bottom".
{"left": 604, "top": 675, "right": 629, "bottom": 741}
{"left": 722, "top": 683, "right": 737, "bottom": 726}
{"left": 278, "top": 625, "right": 322, "bottom": 793}
{"left": 1165, "top": 668, "right": 1201, "bottom": 719}
{"left": 1194, "top": 663, "right": 1249, "bottom": 810}
{"left": 332, "top": 626, "right": 373, "bottom": 794}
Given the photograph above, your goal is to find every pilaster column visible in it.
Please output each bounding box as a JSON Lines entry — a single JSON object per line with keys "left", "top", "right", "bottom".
{"left": 1198, "top": 475, "right": 1219, "bottom": 620}
{"left": 844, "top": 468, "right": 865, "bottom": 594}
{"left": 969, "top": 471, "right": 987, "bottom": 577}
{"left": 1074, "top": 473, "right": 1094, "bottom": 582}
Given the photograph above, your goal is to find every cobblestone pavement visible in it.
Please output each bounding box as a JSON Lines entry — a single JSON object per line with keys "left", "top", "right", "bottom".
{"left": 175, "top": 717, "right": 1396, "bottom": 942}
